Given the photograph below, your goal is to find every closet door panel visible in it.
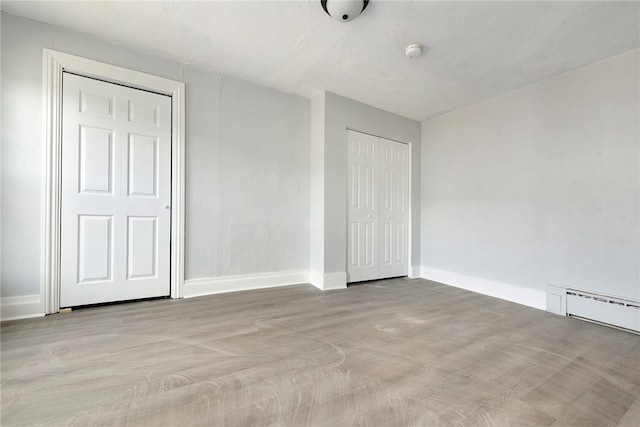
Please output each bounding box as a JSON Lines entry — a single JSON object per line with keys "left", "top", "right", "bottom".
{"left": 347, "top": 131, "right": 380, "bottom": 282}
{"left": 378, "top": 138, "right": 409, "bottom": 279}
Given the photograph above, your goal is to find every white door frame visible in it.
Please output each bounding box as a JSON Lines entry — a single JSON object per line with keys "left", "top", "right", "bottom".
{"left": 41, "top": 49, "right": 186, "bottom": 313}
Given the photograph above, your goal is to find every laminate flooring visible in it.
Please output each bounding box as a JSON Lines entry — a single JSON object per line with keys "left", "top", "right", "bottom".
{"left": 2, "top": 278, "right": 639, "bottom": 426}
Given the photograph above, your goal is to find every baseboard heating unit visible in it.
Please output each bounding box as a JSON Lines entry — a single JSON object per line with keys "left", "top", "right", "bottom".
{"left": 547, "top": 284, "right": 640, "bottom": 334}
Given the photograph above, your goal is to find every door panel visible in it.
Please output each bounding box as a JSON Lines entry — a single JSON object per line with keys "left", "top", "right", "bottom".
{"left": 379, "top": 137, "right": 409, "bottom": 278}
{"left": 61, "top": 73, "right": 171, "bottom": 307}
{"left": 347, "top": 130, "right": 409, "bottom": 283}
{"left": 78, "top": 215, "right": 113, "bottom": 283}
{"left": 128, "top": 134, "right": 158, "bottom": 197}
{"left": 347, "top": 131, "right": 380, "bottom": 282}
{"left": 79, "top": 126, "right": 114, "bottom": 194}
{"left": 128, "top": 101, "right": 159, "bottom": 125}
{"left": 127, "top": 216, "right": 157, "bottom": 279}
{"left": 364, "top": 221, "right": 375, "bottom": 267}
{"left": 80, "top": 91, "right": 114, "bottom": 117}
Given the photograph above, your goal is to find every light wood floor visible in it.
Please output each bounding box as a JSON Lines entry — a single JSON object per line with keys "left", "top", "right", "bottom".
{"left": 2, "top": 278, "right": 639, "bottom": 426}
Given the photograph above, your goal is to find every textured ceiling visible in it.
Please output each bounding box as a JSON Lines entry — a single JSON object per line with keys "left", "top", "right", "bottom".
{"left": 2, "top": 1, "right": 639, "bottom": 121}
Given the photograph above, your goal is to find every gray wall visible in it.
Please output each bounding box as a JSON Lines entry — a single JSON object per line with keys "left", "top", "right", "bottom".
{"left": 1, "top": 12, "right": 310, "bottom": 298}
{"left": 310, "top": 92, "right": 421, "bottom": 284}
{"left": 421, "top": 49, "right": 639, "bottom": 303}
{"left": 309, "top": 94, "right": 326, "bottom": 280}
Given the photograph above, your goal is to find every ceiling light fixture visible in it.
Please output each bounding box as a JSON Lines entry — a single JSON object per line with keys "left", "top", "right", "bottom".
{"left": 321, "top": 0, "right": 369, "bottom": 22}
{"left": 405, "top": 43, "right": 423, "bottom": 58}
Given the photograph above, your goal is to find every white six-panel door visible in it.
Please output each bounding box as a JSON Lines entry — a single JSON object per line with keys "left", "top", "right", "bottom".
{"left": 60, "top": 73, "right": 171, "bottom": 307}
{"left": 347, "top": 130, "right": 409, "bottom": 283}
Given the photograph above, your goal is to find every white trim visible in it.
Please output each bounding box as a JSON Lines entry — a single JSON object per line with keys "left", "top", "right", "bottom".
{"left": 1, "top": 296, "right": 45, "bottom": 321}
{"left": 309, "top": 270, "right": 323, "bottom": 289}
{"left": 546, "top": 284, "right": 567, "bottom": 315}
{"left": 41, "top": 49, "right": 185, "bottom": 314}
{"left": 322, "top": 272, "right": 348, "bottom": 290}
{"left": 408, "top": 265, "right": 421, "bottom": 279}
{"left": 310, "top": 271, "right": 347, "bottom": 290}
{"left": 345, "top": 127, "right": 409, "bottom": 146}
{"left": 183, "top": 270, "right": 310, "bottom": 298}
{"left": 420, "top": 266, "right": 546, "bottom": 310}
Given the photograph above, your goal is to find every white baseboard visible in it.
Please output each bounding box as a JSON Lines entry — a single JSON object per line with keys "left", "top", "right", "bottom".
{"left": 309, "top": 270, "right": 323, "bottom": 289}
{"left": 408, "top": 265, "right": 421, "bottom": 279}
{"left": 309, "top": 271, "right": 347, "bottom": 290}
{"left": 420, "top": 266, "right": 546, "bottom": 310}
{"left": 546, "top": 284, "right": 567, "bottom": 315}
{"left": 1, "top": 295, "right": 45, "bottom": 321}
{"left": 183, "top": 270, "right": 310, "bottom": 298}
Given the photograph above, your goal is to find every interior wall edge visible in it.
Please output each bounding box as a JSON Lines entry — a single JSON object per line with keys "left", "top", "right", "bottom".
{"left": 420, "top": 266, "right": 546, "bottom": 311}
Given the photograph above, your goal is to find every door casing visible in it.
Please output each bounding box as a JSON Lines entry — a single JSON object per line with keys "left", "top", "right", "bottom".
{"left": 41, "top": 49, "right": 186, "bottom": 314}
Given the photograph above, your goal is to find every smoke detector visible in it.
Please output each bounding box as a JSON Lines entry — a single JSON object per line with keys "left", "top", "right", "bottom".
{"left": 405, "top": 44, "right": 423, "bottom": 58}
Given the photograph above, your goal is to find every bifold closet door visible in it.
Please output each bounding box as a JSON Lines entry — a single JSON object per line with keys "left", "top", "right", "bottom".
{"left": 347, "top": 130, "right": 409, "bottom": 283}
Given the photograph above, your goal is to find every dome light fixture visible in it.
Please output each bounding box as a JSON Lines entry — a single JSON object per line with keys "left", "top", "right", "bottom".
{"left": 321, "top": 0, "right": 370, "bottom": 22}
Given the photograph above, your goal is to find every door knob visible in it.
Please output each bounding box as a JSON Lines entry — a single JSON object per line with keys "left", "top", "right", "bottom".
{"left": 162, "top": 204, "right": 171, "bottom": 209}
{"left": 367, "top": 214, "right": 372, "bottom": 218}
